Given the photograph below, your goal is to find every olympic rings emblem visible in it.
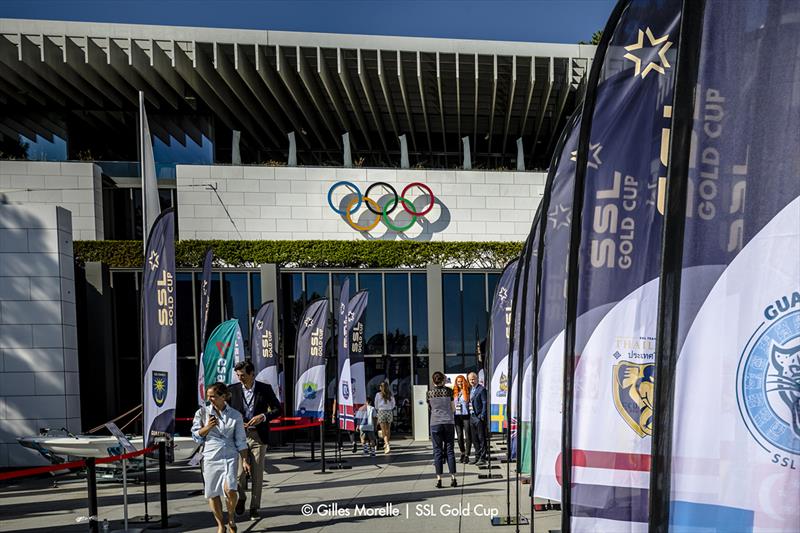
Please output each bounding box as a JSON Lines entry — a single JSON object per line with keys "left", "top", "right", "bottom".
{"left": 327, "top": 181, "right": 436, "bottom": 232}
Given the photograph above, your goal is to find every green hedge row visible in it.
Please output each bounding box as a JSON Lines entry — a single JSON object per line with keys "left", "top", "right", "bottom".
{"left": 73, "top": 240, "right": 524, "bottom": 269}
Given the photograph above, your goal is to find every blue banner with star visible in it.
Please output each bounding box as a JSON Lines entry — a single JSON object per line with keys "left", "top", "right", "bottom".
{"left": 567, "top": 0, "right": 682, "bottom": 528}
{"left": 294, "top": 298, "right": 329, "bottom": 419}
{"left": 488, "top": 257, "right": 518, "bottom": 433}
{"left": 142, "top": 209, "right": 177, "bottom": 451}
{"left": 667, "top": 1, "right": 800, "bottom": 530}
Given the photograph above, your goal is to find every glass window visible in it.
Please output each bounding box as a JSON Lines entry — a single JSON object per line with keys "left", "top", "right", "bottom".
{"left": 196, "top": 272, "right": 222, "bottom": 352}
{"left": 384, "top": 273, "right": 410, "bottom": 354}
{"left": 332, "top": 273, "right": 356, "bottom": 347}
{"left": 305, "top": 273, "right": 329, "bottom": 303}
{"left": 387, "top": 356, "right": 412, "bottom": 431}
{"left": 223, "top": 272, "right": 251, "bottom": 350}
{"left": 280, "top": 273, "right": 303, "bottom": 355}
{"left": 487, "top": 273, "right": 500, "bottom": 306}
{"left": 462, "top": 273, "right": 488, "bottom": 359}
{"left": 414, "top": 355, "right": 429, "bottom": 386}
{"left": 358, "top": 273, "right": 384, "bottom": 355}
{"left": 442, "top": 273, "right": 462, "bottom": 354}
{"left": 411, "top": 273, "right": 428, "bottom": 355}
{"left": 250, "top": 272, "right": 263, "bottom": 316}
{"left": 175, "top": 272, "right": 196, "bottom": 360}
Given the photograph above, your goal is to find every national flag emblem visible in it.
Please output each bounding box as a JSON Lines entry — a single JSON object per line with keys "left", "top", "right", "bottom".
{"left": 491, "top": 404, "right": 506, "bottom": 433}
{"left": 338, "top": 404, "right": 355, "bottom": 431}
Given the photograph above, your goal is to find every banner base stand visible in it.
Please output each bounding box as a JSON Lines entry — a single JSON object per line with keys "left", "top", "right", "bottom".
{"left": 478, "top": 473, "right": 502, "bottom": 479}
{"left": 313, "top": 471, "right": 334, "bottom": 475}
{"left": 491, "top": 516, "right": 529, "bottom": 526}
{"left": 478, "top": 465, "right": 501, "bottom": 470}
{"left": 129, "top": 515, "right": 158, "bottom": 524}
{"left": 327, "top": 464, "right": 352, "bottom": 470}
{"left": 500, "top": 459, "right": 516, "bottom": 464}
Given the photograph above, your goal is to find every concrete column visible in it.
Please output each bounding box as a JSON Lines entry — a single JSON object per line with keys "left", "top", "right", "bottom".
{"left": 288, "top": 132, "right": 297, "bottom": 166}
{"left": 425, "top": 263, "right": 444, "bottom": 381}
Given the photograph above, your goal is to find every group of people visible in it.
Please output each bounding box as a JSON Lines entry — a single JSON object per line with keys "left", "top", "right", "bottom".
{"left": 189, "top": 363, "right": 488, "bottom": 530}
{"left": 426, "top": 371, "right": 489, "bottom": 488}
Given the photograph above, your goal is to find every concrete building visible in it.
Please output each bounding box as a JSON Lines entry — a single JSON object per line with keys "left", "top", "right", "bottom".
{"left": 0, "top": 18, "right": 590, "bottom": 466}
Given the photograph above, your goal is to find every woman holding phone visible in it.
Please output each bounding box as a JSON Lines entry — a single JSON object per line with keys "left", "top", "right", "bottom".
{"left": 191, "top": 382, "right": 250, "bottom": 532}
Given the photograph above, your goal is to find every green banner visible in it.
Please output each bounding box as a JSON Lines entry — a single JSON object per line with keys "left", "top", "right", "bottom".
{"left": 203, "top": 319, "right": 244, "bottom": 394}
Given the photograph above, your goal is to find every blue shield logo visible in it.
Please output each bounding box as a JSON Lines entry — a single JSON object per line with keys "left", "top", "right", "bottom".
{"left": 152, "top": 371, "right": 168, "bottom": 407}
{"left": 341, "top": 380, "right": 350, "bottom": 401}
{"left": 738, "top": 308, "right": 800, "bottom": 456}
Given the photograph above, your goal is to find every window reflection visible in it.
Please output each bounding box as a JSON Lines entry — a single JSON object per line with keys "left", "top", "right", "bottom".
{"left": 280, "top": 273, "right": 303, "bottom": 355}
{"left": 385, "top": 273, "right": 410, "bottom": 354}
{"left": 175, "top": 273, "right": 195, "bottom": 360}
{"left": 443, "top": 273, "right": 462, "bottom": 354}
{"left": 411, "top": 273, "right": 428, "bottom": 355}
{"left": 250, "top": 273, "right": 263, "bottom": 316}
{"left": 358, "top": 273, "right": 384, "bottom": 355}
{"left": 196, "top": 272, "right": 222, "bottom": 351}
{"left": 223, "top": 272, "right": 250, "bottom": 350}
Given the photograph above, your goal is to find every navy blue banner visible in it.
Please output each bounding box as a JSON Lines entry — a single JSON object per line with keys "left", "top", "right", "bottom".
{"left": 568, "top": 0, "right": 683, "bottom": 528}
{"left": 346, "top": 291, "right": 369, "bottom": 409}
{"left": 251, "top": 301, "right": 280, "bottom": 400}
{"left": 488, "top": 257, "right": 519, "bottom": 433}
{"left": 668, "top": 1, "right": 800, "bottom": 529}
{"left": 294, "top": 298, "right": 329, "bottom": 419}
{"left": 142, "top": 209, "right": 177, "bottom": 449}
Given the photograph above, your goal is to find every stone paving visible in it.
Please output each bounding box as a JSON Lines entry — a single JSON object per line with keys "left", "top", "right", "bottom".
{"left": 0, "top": 437, "right": 561, "bottom": 533}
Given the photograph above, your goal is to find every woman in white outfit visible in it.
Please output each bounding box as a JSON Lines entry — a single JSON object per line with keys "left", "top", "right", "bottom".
{"left": 192, "top": 382, "right": 251, "bottom": 533}
{"left": 375, "top": 381, "right": 396, "bottom": 454}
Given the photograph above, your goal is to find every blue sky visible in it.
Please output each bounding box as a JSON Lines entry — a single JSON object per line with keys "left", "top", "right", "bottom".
{"left": 0, "top": 0, "right": 615, "bottom": 44}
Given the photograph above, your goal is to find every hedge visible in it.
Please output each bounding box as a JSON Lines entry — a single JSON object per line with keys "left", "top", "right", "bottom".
{"left": 73, "top": 240, "right": 524, "bottom": 269}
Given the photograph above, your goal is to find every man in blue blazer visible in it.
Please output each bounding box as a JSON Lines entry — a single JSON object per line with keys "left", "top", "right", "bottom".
{"left": 467, "top": 372, "right": 488, "bottom": 465}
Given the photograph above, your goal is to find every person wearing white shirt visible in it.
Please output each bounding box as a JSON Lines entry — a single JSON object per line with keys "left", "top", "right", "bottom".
{"left": 375, "top": 381, "right": 396, "bottom": 454}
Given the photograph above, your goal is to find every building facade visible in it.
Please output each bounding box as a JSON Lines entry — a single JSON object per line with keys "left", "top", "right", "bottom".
{"left": 0, "top": 18, "right": 589, "bottom": 466}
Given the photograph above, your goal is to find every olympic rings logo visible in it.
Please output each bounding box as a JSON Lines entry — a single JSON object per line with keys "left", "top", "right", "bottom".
{"left": 327, "top": 181, "right": 436, "bottom": 232}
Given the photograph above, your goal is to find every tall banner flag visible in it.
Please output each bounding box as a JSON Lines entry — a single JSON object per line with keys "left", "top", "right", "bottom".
{"left": 142, "top": 210, "right": 176, "bottom": 449}
{"left": 533, "top": 110, "right": 581, "bottom": 502}
{"left": 139, "top": 91, "right": 161, "bottom": 241}
{"left": 519, "top": 219, "right": 541, "bottom": 476}
{"left": 664, "top": 1, "right": 800, "bottom": 530}
{"left": 336, "top": 279, "right": 351, "bottom": 430}
{"left": 340, "top": 290, "right": 369, "bottom": 431}
{"left": 202, "top": 319, "right": 244, "bottom": 394}
{"left": 196, "top": 248, "right": 213, "bottom": 405}
{"left": 251, "top": 301, "right": 280, "bottom": 400}
{"left": 564, "top": 0, "right": 682, "bottom": 529}
{"left": 294, "top": 299, "right": 329, "bottom": 419}
{"left": 489, "top": 258, "right": 519, "bottom": 433}
{"left": 348, "top": 293, "right": 368, "bottom": 410}
{"left": 507, "top": 242, "right": 528, "bottom": 460}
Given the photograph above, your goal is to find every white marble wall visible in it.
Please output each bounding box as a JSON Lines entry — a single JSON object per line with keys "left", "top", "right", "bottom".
{"left": 0, "top": 161, "right": 104, "bottom": 240}
{"left": 177, "top": 165, "right": 545, "bottom": 241}
{"left": 0, "top": 205, "right": 80, "bottom": 467}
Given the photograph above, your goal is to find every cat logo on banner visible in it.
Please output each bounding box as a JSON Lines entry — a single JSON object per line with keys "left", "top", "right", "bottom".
{"left": 152, "top": 370, "right": 169, "bottom": 407}
{"left": 612, "top": 361, "right": 654, "bottom": 438}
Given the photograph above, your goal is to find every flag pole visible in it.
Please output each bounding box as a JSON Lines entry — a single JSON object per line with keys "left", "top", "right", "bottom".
{"left": 648, "top": 1, "right": 705, "bottom": 531}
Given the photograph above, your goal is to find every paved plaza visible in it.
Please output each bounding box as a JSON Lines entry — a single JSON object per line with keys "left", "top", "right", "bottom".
{"left": 1, "top": 437, "right": 560, "bottom": 533}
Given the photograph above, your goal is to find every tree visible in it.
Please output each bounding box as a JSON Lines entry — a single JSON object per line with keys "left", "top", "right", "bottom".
{"left": 579, "top": 30, "right": 603, "bottom": 45}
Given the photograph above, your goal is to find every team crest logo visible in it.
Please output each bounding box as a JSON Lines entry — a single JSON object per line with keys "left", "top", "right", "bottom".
{"left": 737, "top": 308, "right": 800, "bottom": 456}
{"left": 152, "top": 371, "right": 168, "bottom": 407}
{"left": 498, "top": 372, "right": 508, "bottom": 397}
{"left": 302, "top": 382, "right": 319, "bottom": 400}
{"left": 341, "top": 380, "right": 350, "bottom": 400}
{"left": 612, "top": 362, "right": 654, "bottom": 438}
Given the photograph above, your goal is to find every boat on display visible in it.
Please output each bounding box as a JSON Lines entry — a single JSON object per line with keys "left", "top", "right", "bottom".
{"left": 18, "top": 433, "right": 198, "bottom": 462}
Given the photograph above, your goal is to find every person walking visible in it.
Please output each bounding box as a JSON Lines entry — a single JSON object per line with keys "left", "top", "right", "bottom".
{"left": 467, "top": 371, "right": 488, "bottom": 465}
{"left": 375, "top": 381, "right": 395, "bottom": 454}
{"left": 356, "top": 397, "right": 378, "bottom": 456}
{"left": 191, "top": 382, "right": 250, "bottom": 533}
{"left": 427, "top": 371, "right": 457, "bottom": 488}
{"left": 453, "top": 374, "right": 472, "bottom": 463}
{"left": 228, "top": 361, "right": 281, "bottom": 521}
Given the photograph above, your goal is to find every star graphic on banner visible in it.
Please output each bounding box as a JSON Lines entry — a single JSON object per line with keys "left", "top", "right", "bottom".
{"left": 623, "top": 27, "right": 673, "bottom": 79}
{"left": 339, "top": 302, "right": 346, "bottom": 315}
{"left": 303, "top": 317, "right": 313, "bottom": 328}
{"left": 548, "top": 203, "right": 572, "bottom": 230}
{"left": 147, "top": 251, "right": 160, "bottom": 271}
{"left": 498, "top": 287, "right": 509, "bottom": 304}
{"left": 570, "top": 143, "right": 603, "bottom": 169}
{"left": 256, "top": 320, "right": 264, "bottom": 330}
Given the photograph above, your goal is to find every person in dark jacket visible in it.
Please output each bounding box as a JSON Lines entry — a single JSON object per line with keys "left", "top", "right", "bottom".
{"left": 427, "top": 371, "right": 458, "bottom": 488}
{"left": 229, "top": 360, "right": 281, "bottom": 520}
{"left": 467, "top": 371, "right": 488, "bottom": 465}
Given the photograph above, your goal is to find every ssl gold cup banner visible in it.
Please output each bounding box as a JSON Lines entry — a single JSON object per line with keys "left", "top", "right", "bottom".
{"left": 327, "top": 181, "right": 436, "bottom": 232}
